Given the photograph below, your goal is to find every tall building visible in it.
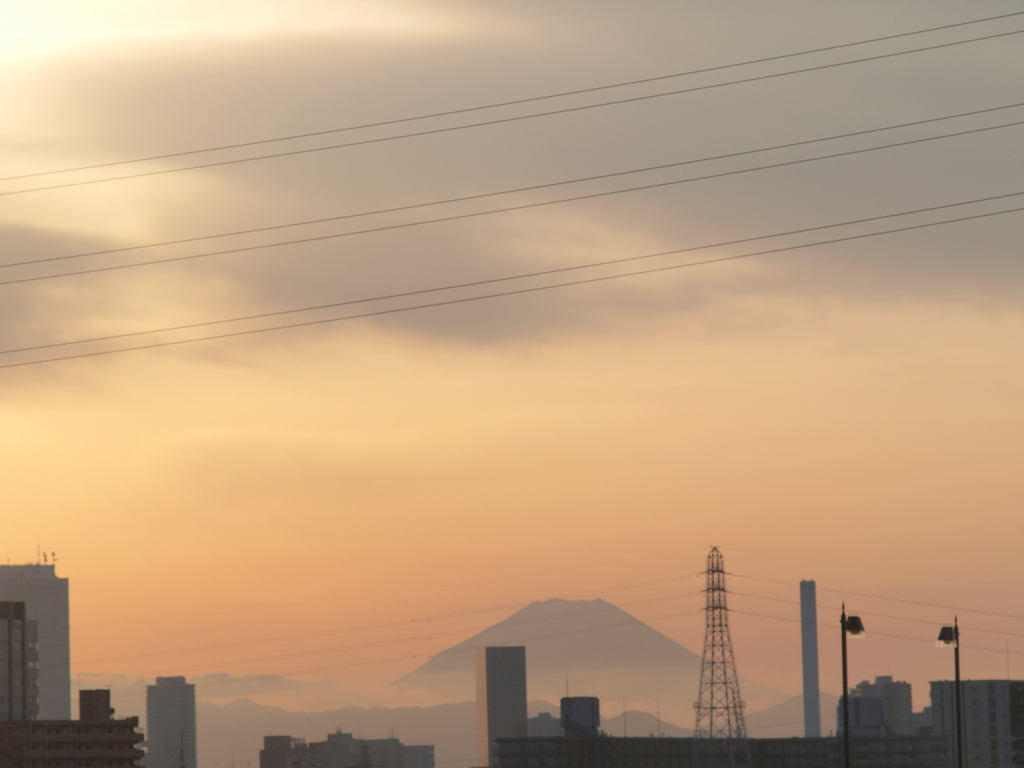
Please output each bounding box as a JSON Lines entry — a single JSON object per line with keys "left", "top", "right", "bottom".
{"left": 0, "top": 602, "right": 39, "bottom": 721}
{"left": 0, "top": 689, "right": 143, "bottom": 768}
{"left": 0, "top": 564, "right": 70, "bottom": 719}
{"left": 144, "top": 677, "right": 196, "bottom": 768}
{"left": 930, "top": 679, "right": 1024, "bottom": 768}
{"left": 799, "top": 581, "right": 821, "bottom": 738}
{"left": 852, "top": 676, "right": 914, "bottom": 736}
{"left": 476, "top": 646, "right": 527, "bottom": 768}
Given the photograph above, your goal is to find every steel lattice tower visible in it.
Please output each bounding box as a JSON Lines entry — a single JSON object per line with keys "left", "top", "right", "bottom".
{"left": 693, "top": 547, "right": 751, "bottom": 768}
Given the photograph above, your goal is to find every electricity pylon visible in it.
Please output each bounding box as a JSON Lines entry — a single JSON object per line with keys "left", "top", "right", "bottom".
{"left": 693, "top": 546, "right": 751, "bottom": 768}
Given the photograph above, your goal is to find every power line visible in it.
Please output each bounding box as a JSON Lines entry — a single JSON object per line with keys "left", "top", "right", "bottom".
{"left": 5, "top": 116, "right": 1023, "bottom": 288}
{"left": 95, "top": 590, "right": 706, "bottom": 678}
{"left": 730, "top": 608, "right": 1024, "bottom": 658}
{"left": 4, "top": 27, "right": 1023, "bottom": 198}
{"left": 8, "top": 100, "right": 1022, "bottom": 272}
{"left": 729, "top": 573, "right": 1024, "bottom": 622}
{"left": 76, "top": 572, "right": 703, "bottom": 666}
{"left": 4, "top": 201, "right": 1023, "bottom": 371}
{"left": 728, "top": 590, "right": 1024, "bottom": 640}
{"left": 7, "top": 11, "right": 1024, "bottom": 183}
{"left": 6, "top": 188, "right": 1023, "bottom": 357}
{"left": 84, "top": 605, "right": 712, "bottom": 698}
{"left": 7, "top": 12, "right": 1021, "bottom": 182}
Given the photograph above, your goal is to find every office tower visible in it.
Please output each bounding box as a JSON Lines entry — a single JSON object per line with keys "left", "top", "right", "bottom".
{"left": 476, "top": 647, "right": 527, "bottom": 768}
{"left": 799, "top": 580, "right": 821, "bottom": 738}
{"left": 931, "top": 679, "right": 1024, "bottom": 768}
{"left": 0, "top": 602, "right": 39, "bottom": 721}
{"left": 855, "top": 676, "right": 913, "bottom": 735}
{"left": 144, "top": 677, "right": 197, "bottom": 768}
{"left": 0, "top": 564, "right": 70, "bottom": 719}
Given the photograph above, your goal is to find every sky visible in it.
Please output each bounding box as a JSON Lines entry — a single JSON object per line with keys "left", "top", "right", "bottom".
{"left": 2, "top": 0, "right": 1024, "bottom": 734}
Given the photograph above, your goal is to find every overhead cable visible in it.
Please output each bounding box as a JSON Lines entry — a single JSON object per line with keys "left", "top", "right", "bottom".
{"left": 7, "top": 100, "right": 1023, "bottom": 271}
{"left": 3, "top": 26, "right": 1023, "bottom": 197}
{"left": 4, "top": 201, "right": 1023, "bottom": 370}
{"left": 5, "top": 189, "right": 1023, "bottom": 358}
{"left": 5, "top": 10, "right": 1023, "bottom": 182}
{"left": 5, "top": 116, "right": 1024, "bottom": 287}
{"left": 730, "top": 572, "right": 1024, "bottom": 622}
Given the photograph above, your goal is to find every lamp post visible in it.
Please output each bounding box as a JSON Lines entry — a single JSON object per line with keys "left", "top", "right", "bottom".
{"left": 841, "top": 605, "right": 866, "bottom": 768}
{"left": 938, "top": 619, "right": 963, "bottom": 768}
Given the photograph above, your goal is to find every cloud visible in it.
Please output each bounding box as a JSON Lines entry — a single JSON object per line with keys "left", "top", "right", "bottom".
{"left": 3, "top": 1, "right": 1024, "bottom": 356}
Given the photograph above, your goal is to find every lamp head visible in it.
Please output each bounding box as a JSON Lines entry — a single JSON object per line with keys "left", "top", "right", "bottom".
{"left": 845, "top": 615, "right": 866, "bottom": 637}
{"left": 937, "top": 625, "right": 958, "bottom": 647}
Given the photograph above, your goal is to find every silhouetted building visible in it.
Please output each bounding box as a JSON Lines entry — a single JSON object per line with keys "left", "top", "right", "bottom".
{"left": 799, "top": 580, "right": 821, "bottom": 739}
{"left": 494, "top": 734, "right": 951, "bottom": 768}
{"left": 0, "top": 566, "right": 68, "bottom": 719}
{"left": 403, "top": 744, "right": 434, "bottom": 768}
{"left": 476, "top": 647, "right": 527, "bottom": 767}
{"left": 911, "top": 707, "right": 933, "bottom": 736}
{"left": 0, "top": 602, "right": 39, "bottom": 721}
{"left": 0, "top": 689, "right": 143, "bottom": 768}
{"left": 80, "top": 689, "right": 115, "bottom": 722}
{"left": 560, "top": 698, "right": 599, "bottom": 740}
{"left": 527, "top": 713, "right": 563, "bottom": 738}
{"left": 260, "top": 731, "right": 434, "bottom": 768}
{"left": 930, "top": 679, "right": 1024, "bottom": 768}
{"left": 855, "top": 677, "right": 914, "bottom": 735}
{"left": 143, "top": 677, "right": 196, "bottom": 768}
{"left": 837, "top": 696, "right": 886, "bottom": 737}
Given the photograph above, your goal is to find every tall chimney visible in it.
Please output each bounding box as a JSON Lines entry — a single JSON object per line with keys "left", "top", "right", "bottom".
{"left": 800, "top": 580, "right": 821, "bottom": 737}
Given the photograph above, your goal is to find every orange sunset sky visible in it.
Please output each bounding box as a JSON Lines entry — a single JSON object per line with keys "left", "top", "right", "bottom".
{"left": 2, "top": 0, "right": 1024, "bottom": 733}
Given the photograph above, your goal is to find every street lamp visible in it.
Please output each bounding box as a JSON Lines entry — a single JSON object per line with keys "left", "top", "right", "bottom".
{"left": 937, "top": 619, "right": 963, "bottom": 768}
{"left": 841, "top": 605, "right": 866, "bottom": 768}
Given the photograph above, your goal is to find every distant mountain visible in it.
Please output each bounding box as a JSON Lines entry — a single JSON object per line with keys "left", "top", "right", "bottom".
{"left": 391, "top": 598, "right": 786, "bottom": 714}
{"left": 746, "top": 692, "right": 841, "bottom": 738}
{"left": 194, "top": 693, "right": 840, "bottom": 768}
{"left": 196, "top": 698, "right": 552, "bottom": 768}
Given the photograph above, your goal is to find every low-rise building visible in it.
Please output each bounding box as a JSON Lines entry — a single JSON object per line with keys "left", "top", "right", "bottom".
{"left": 260, "top": 731, "right": 435, "bottom": 768}
{"left": 494, "top": 734, "right": 951, "bottom": 768}
{"left": 0, "top": 690, "right": 143, "bottom": 768}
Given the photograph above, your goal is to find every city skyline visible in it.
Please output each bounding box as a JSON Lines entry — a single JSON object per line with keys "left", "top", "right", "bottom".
{"left": 3, "top": 2, "right": 1023, "bottom": 762}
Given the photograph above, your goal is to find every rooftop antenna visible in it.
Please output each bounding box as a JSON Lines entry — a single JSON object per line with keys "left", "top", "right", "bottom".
{"left": 565, "top": 673, "right": 569, "bottom": 698}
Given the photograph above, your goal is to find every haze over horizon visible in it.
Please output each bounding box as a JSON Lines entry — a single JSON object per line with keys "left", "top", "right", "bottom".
{"left": 3, "top": 1, "right": 1023, "bottom": 760}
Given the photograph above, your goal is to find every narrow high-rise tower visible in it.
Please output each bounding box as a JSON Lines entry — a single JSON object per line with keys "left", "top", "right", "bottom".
{"left": 143, "top": 677, "right": 197, "bottom": 768}
{"left": 0, "top": 563, "right": 70, "bottom": 719}
{"left": 800, "top": 580, "right": 821, "bottom": 738}
{"left": 476, "top": 647, "right": 527, "bottom": 768}
{"left": 693, "top": 547, "right": 750, "bottom": 768}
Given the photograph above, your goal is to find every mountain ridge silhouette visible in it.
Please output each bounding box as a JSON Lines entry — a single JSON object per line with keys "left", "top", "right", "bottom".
{"left": 392, "top": 598, "right": 785, "bottom": 711}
